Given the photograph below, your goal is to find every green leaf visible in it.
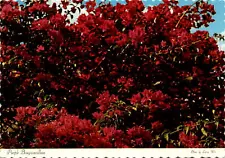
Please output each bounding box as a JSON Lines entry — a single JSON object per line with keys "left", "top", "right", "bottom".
{"left": 47, "top": 103, "right": 54, "bottom": 109}
{"left": 128, "top": 111, "right": 132, "bottom": 116}
{"left": 177, "top": 125, "right": 184, "bottom": 130}
{"left": 201, "top": 128, "right": 207, "bottom": 136}
{"left": 155, "top": 135, "right": 160, "bottom": 140}
{"left": 44, "top": 95, "right": 48, "bottom": 100}
{"left": 173, "top": 56, "right": 176, "bottom": 62}
{"left": 201, "top": 135, "right": 206, "bottom": 139}
{"left": 184, "top": 126, "right": 189, "bottom": 134}
{"left": 185, "top": 76, "right": 193, "bottom": 81}
{"left": 162, "top": 129, "right": 169, "bottom": 135}
{"left": 119, "top": 101, "right": 126, "bottom": 105}
{"left": 164, "top": 133, "right": 169, "bottom": 141}
{"left": 37, "top": 103, "right": 42, "bottom": 108}
{"left": 153, "top": 81, "right": 161, "bottom": 86}
{"left": 132, "top": 106, "right": 137, "bottom": 111}
{"left": 113, "top": 45, "right": 118, "bottom": 50}
{"left": 8, "top": 56, "right": 17, "bottom": 64}
{"left": 215, "top": 122, "right": 219, "bottom": 129}
{"left": 34, "top": 91, "right": 39, "bottom": 95}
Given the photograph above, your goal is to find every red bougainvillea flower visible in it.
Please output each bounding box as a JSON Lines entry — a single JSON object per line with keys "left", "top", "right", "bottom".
{"left": 1, "top": 4, "right": 12, "bottom": 19}
{"left": 1, "top": 0, "right": 224, "bottom": 148}
{"left": 96, "top": 91, "right": 118, "bottom": 112}
{"left": 179, "top": 132, "right": 202, "bottom": 148}
{"left": 151, "top": 121, "right": 164, "bottom": 131}
{"left": 86, "top": 0, "right": 96, "bottom": 12}
{"left": 129, "top": 26, "right": 145, "bottom": 47}
{"left": 32, "top": 19, "right": 51, "bottom": 30}
{"left": 130, "top": 93, "right": 142, "bottom": 105}
{"left": 36, "top": 45, "right": 45, "bottom": 52}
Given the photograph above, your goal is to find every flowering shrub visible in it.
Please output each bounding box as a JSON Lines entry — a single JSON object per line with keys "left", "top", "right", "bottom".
{"left": 1, "top": 0, "right": 224, "bottom": 148}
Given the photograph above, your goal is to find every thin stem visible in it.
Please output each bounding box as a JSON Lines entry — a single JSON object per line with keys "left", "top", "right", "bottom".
{"left": 175, "top": 0, "right": 202, "bottom": 28}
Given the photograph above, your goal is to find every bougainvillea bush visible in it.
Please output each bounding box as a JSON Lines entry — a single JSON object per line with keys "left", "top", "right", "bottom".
{"left": 1, "top": 0, "right": 225, "bottom": 148}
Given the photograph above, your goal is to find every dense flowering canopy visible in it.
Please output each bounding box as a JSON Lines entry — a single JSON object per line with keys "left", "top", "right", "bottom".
{"left": 1, "top": 0, "right": 224, "bottom": 148}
